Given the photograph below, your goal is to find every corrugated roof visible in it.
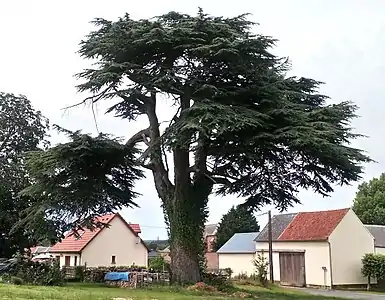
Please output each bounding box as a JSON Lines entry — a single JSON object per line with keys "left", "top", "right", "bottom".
{"left": 255, "top": 213, "right": 297, "bottom": 242}
{"left": 50, "top": 213, "right": 143, "bottom": 252}
{"left": 30, "top": 246, "right": 51, "bottom": 254}
{"left": 279, "top": 208, "right": 349, "bottom": 241}
{"left": 217, "top": 232, "right": 259, "bottom": 253}
{"left": 365, "top": 225, "right": 385, "bottom": 248}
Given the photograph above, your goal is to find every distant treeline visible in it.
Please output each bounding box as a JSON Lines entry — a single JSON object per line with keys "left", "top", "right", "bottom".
{"left": 144, "top": 240, "right": 169, "bottom": 250}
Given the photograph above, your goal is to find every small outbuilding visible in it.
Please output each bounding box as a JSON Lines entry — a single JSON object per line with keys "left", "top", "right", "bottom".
{"left": 255, "top": 208, "right": 374, "bottom": 288}
{"left": 365, "top": 224, "right": 385, "bottom": 255}
{"left": 217, "top": 232, "right": 259, "bottom": 276}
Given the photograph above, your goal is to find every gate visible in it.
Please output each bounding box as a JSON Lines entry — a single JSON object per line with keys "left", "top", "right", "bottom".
{"left": 279, "top": 252, "right": 306, "bottom": 287}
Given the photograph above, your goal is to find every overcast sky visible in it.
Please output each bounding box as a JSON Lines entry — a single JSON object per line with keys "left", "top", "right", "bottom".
{"left": 0, "top": 0, "right": 384, "bottom": 240}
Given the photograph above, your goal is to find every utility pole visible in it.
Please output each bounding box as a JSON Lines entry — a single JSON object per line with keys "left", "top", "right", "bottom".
{"left": 268, "top": 210, "right": 274, "bottom": 283}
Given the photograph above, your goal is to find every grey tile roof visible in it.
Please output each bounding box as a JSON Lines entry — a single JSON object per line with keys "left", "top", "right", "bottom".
{"left": 255, "top": 213, "right": 297, "bottom": 241}
{"left": 204, "top": 224, "right": 218, "bottom": 236}
{"left": 365, "top": 225, "right": 385, "bottom": 247}
{"left": 148, "top": 250, "right": 159, "bottom": 257}
{"left": 217, "top": 232, "right": 260, "bottom": 253}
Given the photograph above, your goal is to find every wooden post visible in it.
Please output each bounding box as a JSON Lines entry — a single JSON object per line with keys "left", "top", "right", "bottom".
{"left": 268, "top": 210, "right": 274, "bottom": 283}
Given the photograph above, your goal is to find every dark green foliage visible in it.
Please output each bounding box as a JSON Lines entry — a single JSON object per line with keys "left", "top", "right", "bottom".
{"left": 7, "top": 258, "right": 65, "bottom": 286}
{"left": 149, "top": 256, "right": 168, "bottom": 272}
{"left": 0, "top": 92, "right": 52, "bottom": 257}
{"left": 22, "top": 9, "right": 370, "bottom": 283}
{"left": 201, "top": 272, "right": 231, "bottom": 291}
{"left": 20, "top": 126, "right": 143, "bottom": 235}
{"left": 75, "top": 266, "right": 85, "bottom": 282}
{"left": 353, "top": 173, "right": 385, "bottom": 225}
{"left": 215, "top": 205, "right": 260, "bottom": 250}
{"left": 10, "top": 276, "right": 24, "bottom": 285}
{"left": 362, "top": 253, "right": 385, "bottom": 280}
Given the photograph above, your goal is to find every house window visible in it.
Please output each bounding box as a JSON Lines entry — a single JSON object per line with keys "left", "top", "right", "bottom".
{"left": 74, "top": 256, "right": 77, "bottom": 266}
{"left": 111, "top": 256, "right": 116, "bottom": 265}
{"left": 65, "top": 256, "right": 71, "bottom": 267}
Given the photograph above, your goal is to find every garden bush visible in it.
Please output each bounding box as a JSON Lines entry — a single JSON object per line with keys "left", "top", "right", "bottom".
{"left": 362, "top": 253, "right": 385, "bottom": 280}
{"left": 7, "top": 258, "right": 65, "bottom": 286}
{"left": 149, "top": 256, "right": 169, "bottom": 272}
{"left": 202, "top": 272, "right": 232, "bottom": 292}
{"left": 10, "top": 276, "right": 23, "bottom": 285}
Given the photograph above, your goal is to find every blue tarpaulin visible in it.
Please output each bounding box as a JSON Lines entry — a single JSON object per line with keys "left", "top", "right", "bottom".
{"left": 104, "top": 272, "right": 130, "bottom": 281}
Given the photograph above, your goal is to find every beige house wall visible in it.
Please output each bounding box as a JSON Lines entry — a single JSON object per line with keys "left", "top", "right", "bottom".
{"left": 81, "top": 216, "right": 148, "bottom": 267}
{"left": 218, "top": 253, "right": 255, "bottom": 276}
{"left": 52, "top": 253, "right": 81, "bottom": 268}
{"left": 328, "top": 209, "right": 375, "bottom": 285}
{"left": 256, "top": 241, "right": 331, "bottom": 286}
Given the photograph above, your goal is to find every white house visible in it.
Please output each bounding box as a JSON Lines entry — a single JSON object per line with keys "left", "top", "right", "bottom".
{"left": 49, "top": 213, "right": 149, "bottom": 268}
{"left": 255, "top": 208, "right": 374, "bottom": 288}
{"left": 217, "top": 232, "right": 259, "bottom": 276}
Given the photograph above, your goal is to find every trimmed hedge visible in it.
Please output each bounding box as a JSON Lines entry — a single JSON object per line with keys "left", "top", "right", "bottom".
{"left": 362, "top": 253, "right": 385, "bottom": 280}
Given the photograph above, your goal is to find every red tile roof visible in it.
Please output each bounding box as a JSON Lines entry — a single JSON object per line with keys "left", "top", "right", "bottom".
{"left": 50, "top": 213, "right": 142, "bottom": 252}
{"left": 278, "top": 208, "right": 349, "bottom": 241}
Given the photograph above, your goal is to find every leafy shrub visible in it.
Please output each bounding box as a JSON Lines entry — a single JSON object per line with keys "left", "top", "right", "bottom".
{"left": 202, "top": 272, "right": 232, "bottom": 292}
{"left": 362, "top": 253, "right": 385, "bottom": 280}
{"left": 74, "top": 266, "right": 85, "bottom": 282}
{"left": 223, "top": 268, "right": 233, "bottom": 278}
{"left": 253, "top": 252, "right": 269, "bottom": 287}
{"left": 149, "top": 256, "right": 168, "bottom": 272}
{"left": 7, "top": 258, "right": 64, "bottom": 286}
{"left": 10, "top": 276, "right": 23, "bottom": 285}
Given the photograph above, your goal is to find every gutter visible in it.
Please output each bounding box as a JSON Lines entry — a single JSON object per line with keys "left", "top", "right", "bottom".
{"left": 328, "top": 241, "right": 333, "bottom": 289}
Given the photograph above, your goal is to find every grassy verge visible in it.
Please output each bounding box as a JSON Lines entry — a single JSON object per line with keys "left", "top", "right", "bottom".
{"left": 0, "top": 282, "right": 344, "bottom": 300}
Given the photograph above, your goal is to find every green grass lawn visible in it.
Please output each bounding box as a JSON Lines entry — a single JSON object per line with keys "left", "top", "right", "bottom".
{"left": 0, "top": 283, "right": 342, "bottom": 300}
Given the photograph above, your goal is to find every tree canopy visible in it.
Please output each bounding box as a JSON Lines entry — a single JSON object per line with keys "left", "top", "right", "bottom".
{"left": 0, "top": 92, "right": 52, "bottom": 257}
{"left": 215, "top": 205, "right": 260, "bottom": 251}
{"left": 21, "top": 10, "right": 370, "bottom": 282}
{"left": 352, "top": 173, "right": 385, "bottom": 225}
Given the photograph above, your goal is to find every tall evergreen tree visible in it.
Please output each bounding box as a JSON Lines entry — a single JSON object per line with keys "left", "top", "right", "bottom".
{"left": 215, "top": 206, "right": 260, "bottom": 251}
{"left": 21, "top": 10, "right": 370, "bottom": 282}
{"left": 0, "top": 92, "right": 53, "bottom": 257}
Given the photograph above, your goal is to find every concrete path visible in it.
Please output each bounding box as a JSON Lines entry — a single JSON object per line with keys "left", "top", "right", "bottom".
{"left": 299, "top": 288, "right": 385, "bottom": 300}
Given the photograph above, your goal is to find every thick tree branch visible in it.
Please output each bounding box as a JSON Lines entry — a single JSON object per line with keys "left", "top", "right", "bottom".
{"left": 145, "top": 92, "right": 174, "bottom": 199}
{"left": 125, "top": 128, "right": 150, "bottom": 147}
{"left": 173, "top": 94, "right": 191, "bottom": 194}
